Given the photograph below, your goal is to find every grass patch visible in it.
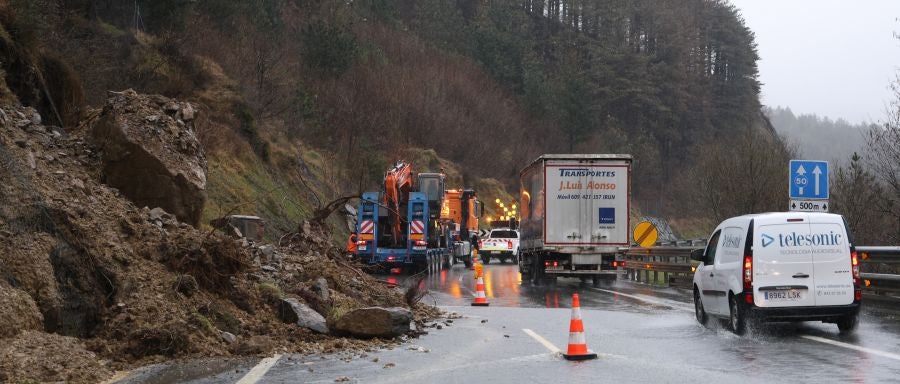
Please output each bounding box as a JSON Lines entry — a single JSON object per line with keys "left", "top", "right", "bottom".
{"left": 257, "top": 283, "right": 283, "bottom": 303}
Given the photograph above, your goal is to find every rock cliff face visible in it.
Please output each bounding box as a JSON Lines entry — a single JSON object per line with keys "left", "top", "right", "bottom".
{"left": 89, "top": 90, "right": 207, "bottom": 226}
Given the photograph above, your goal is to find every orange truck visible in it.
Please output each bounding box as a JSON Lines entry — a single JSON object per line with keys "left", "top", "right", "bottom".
{"left": 441, "top": 189, "right": 483, "bottom": 268}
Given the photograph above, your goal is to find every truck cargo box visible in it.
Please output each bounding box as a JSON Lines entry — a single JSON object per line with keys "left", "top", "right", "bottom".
{"left": 519, "top": 154, "right": 632, "bottom": 254}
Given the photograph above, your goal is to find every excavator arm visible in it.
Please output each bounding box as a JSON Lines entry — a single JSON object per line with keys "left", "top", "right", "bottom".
{"left": 383, "top": 161, "right": 412, "bottom": 246}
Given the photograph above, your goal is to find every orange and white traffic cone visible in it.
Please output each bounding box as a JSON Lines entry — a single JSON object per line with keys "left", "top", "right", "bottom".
{"left": 471, "top": 264, "right": 489, "bottom": 306}
{"left": 563, "top": 293, "right": 597, "bottom": 361}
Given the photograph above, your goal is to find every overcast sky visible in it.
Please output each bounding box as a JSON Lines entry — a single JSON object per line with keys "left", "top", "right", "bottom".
{"left": 729, "top": 0, "right": 900, "bottom": 124}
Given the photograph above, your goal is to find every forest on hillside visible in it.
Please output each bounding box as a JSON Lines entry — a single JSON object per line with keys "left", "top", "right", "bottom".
{"left": 766, "top": 106, "right": 873, "bottom": 164}
{"left": 4, "top": 0, "right": 794, "bottom": 234}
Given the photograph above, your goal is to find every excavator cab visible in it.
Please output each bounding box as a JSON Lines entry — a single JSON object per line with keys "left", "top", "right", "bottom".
{"left": 417, "top": 172, "right": 446, "bottom": 247}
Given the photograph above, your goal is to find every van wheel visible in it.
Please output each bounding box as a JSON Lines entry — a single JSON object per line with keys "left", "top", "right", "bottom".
{"left": 694, "top": 288, "right": 708, "bottom": 326}
{"left": 729, "top": 295, "right": 747, "bottom": 335}
{"left": 482, "top": 254, "right": 490, "bottom": 265}
{"left": 837, "top": 313, "right": 859, "bottom": 333}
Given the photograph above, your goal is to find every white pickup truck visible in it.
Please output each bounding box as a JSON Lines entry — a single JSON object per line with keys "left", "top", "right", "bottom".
{"left": 479, "top": 229, "right": 519, "bottom": 264}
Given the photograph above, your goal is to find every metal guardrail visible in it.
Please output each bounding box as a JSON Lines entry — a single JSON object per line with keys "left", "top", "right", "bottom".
{"left": 858, "top": 246, "right": 900, "bottom": 299}
{"left": 622, "top": 245, "right": 900, "bottom": 301}
{"left": 622, "top": 246, "right": 700, "bottom": 289}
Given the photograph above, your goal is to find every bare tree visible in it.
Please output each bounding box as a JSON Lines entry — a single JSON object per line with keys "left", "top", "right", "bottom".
{"left": 865, "top": 78, "right": 900, "bottom": 243}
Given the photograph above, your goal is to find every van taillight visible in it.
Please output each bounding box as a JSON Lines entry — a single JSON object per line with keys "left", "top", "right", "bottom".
{"left": 742, "top": 255, "right": 753, "bottom": 290}
{"left": 507, "top": 241, "right": 513, "bottom": 249}
{"left": 851, "top": 251, "right": 860, "bottom": 286}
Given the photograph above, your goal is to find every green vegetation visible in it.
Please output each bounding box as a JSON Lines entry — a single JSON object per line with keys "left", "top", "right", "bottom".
{"left": 1, "top": 0, "right": 791, "bottom": 238}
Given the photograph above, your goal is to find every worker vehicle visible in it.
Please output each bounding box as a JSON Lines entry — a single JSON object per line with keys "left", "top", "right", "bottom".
{"left": 353, "top": 162, "right": 454, "bottom": 272}
{"left": 442, "top": 189, "right": 483, "bottom": 268}
{"left": 518, "top": 154, "right": 632, "bottom": 286}
{"left": 479, "top": 228, "right": 519, "bottom": 264}
{"left": 352, "top": 161, "right": 484, "bottom": 273}
{"left": 691, "top": 212, "right": 860, "bottom": 334}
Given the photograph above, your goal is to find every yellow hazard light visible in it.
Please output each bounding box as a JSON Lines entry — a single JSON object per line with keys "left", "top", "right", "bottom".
{"left": 861, "top": 252, "right": 869, "bottom": 261}
{"left": 864, "top": 280, "right": 871, "bottom": 287}
{"left": 691, "top": 266, "right": 696, "bottom": 272}
{"left": 512, "top": 204, "right": 517, "bottom": 210}
{"left": 495, "top": 198, "right": 501, "bottom": 204}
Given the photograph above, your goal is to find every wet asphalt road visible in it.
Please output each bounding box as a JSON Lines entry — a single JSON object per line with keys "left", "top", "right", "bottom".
{"left": 118, "top": 263, "right": 900, "bottom": 383}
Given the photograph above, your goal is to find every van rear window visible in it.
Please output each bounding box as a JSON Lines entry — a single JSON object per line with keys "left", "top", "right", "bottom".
{"left": 490, "top": 230, "right": 518, "bottom": 239}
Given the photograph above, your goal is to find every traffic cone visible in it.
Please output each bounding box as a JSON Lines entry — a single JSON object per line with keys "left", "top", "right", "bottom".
{"left": 563, "top": 293, "right": 597, "bottom": 361}
{"left": 471, "top": 264, "right": 489, "bottom": 306}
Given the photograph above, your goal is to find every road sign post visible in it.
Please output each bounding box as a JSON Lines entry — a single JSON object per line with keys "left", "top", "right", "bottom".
{"left": 789, "top": 160, "right": 829, "bottom": 212}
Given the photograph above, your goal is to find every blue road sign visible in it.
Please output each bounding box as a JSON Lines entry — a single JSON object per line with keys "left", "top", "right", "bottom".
{"left": 789, "top": 160, "right": 829, "bottom": 199}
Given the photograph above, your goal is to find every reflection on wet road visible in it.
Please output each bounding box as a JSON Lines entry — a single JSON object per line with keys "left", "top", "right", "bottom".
{"left": 118, "top": 263, "right": 900, "bottom": 384}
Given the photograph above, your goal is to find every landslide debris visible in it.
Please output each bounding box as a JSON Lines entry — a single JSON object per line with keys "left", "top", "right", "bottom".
{"left": 89, "top": 90, "right": 207, "bottom": 227}
{"left": 0, "top": 92, "right": 437, "bottom": 383}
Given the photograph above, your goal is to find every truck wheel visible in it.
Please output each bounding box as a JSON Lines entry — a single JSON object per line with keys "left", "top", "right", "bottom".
{"left": 729, "top": 294, "right": 747, "bottom": 335}
{"left": 694, "top": 288, "right": 708, "bottom": 326}
{"left": 837, "top": 313, "right": 859, "bottom": 333}
{"left": 482, "top": 254, "right": 490, "bottom": 265}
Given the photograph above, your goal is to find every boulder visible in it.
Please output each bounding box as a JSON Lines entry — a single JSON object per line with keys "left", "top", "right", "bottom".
{"left": 89, "top": 90, "right": 207, "bottom": 226}
{"left": 0, "top": 284, "right": 44, "bottom": 338}
{"left": 313, "top": 277, "right": 330, "bottom": 303}
{"left": 219, "top": 331, "right": 237, "bottom": 344}
{"left": 233, "top": 335, "right": 272, "bottom": 355}
{"left": 278, "top": 298, "right": 328, "bottom": 334}
{"left": 333, "top": 307, "right": 412, "bottom": 339}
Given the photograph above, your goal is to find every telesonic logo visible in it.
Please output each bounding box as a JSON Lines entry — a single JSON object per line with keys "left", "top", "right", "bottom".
{"left": 559, "top": 168, "right": 616, "bottom": 178}
{"left": 761, "top": 232, "right": 842, "bottom": 248}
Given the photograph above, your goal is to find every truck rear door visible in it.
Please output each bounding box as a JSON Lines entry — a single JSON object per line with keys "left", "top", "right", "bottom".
{"left": 754, "top": 217, "right": 817, "bottom": 308}
{"left": 808, "top": 219, "right": 854, "bottom": 306}
{"left": 544, "top": 159, "right": 629, "bottom": 247}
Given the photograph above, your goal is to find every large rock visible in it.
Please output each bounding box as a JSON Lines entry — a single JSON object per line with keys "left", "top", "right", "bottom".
{"left": 0, "top": 283, "right": 44, "bottom": 338}
{"left": 278, "top": 298, "right": 328, "bottom": 334}
{"left": 333, "top": 307, "right": 412, "bottom": 339}
{"left": 89, "top": 90, "right": 207, "bottom": 226}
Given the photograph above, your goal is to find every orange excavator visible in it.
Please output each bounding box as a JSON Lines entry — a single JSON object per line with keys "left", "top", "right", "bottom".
{"left": 383, "top": 161, "right": 413, "bottom": 247}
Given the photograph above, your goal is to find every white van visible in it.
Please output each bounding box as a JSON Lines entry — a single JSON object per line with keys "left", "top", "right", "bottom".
{"left": 691, "top": 212, "right": 861, "bottom": 334}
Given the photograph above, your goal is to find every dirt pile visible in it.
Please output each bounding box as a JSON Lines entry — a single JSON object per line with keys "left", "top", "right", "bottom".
{"left": 0, "top": 94, "right": 437, "bottom": 383}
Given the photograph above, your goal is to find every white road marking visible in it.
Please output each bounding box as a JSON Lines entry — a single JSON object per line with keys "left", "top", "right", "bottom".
{"left": 523, "top": 328, "right": 561, "bottom": 353}
{"left": 591, "top": 288, "right": 694, "bottom": 312}
{"left": 801, "top": 335, "right": 900, "bottom": 361}
{"left": 235, "top": 354, "right": 283, "bottom": 384}
{"left": 592, "top": 289, "right": 900, "bottom": 362}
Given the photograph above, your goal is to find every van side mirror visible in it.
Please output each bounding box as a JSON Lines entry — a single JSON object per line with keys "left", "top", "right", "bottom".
{"left": 690, "top": 248, "right": 705, "bottom": 262}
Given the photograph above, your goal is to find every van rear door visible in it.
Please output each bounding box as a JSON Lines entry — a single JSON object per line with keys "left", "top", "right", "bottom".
{"left": 754, "top": 219, "right": 817, "bottom": 307}
{"left": 809, "top": 220, "right": 854, "bottom": 306}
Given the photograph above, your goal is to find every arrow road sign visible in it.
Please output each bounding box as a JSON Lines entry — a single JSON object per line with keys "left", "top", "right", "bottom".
{"left": 790, "top": 160, "right": 828, "bottom": 200}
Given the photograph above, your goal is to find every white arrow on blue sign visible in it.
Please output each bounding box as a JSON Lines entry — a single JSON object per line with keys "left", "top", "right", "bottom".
{"left": 789, "top": 160, "right": 828, "bottom": 199}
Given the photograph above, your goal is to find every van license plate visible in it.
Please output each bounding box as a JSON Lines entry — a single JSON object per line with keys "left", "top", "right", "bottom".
{"left": 764, "top": 290, "right": 803, "bottom": 301}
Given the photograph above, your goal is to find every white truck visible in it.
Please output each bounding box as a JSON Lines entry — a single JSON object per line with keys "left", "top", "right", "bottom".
{"left": 518, "top": 154, "right": 632, "bottom": 286}
{"left": 479, "top": 228, "right": 519, "bottom": 264}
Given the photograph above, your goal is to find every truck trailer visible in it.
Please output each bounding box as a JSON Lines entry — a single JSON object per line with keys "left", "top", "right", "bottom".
{"left": 518, "top": 154, "right": 632, "bottom": 286}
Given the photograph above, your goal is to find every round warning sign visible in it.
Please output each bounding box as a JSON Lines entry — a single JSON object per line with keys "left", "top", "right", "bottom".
{"left": 632, "top": 221, "right": 658, "bottom": 247}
